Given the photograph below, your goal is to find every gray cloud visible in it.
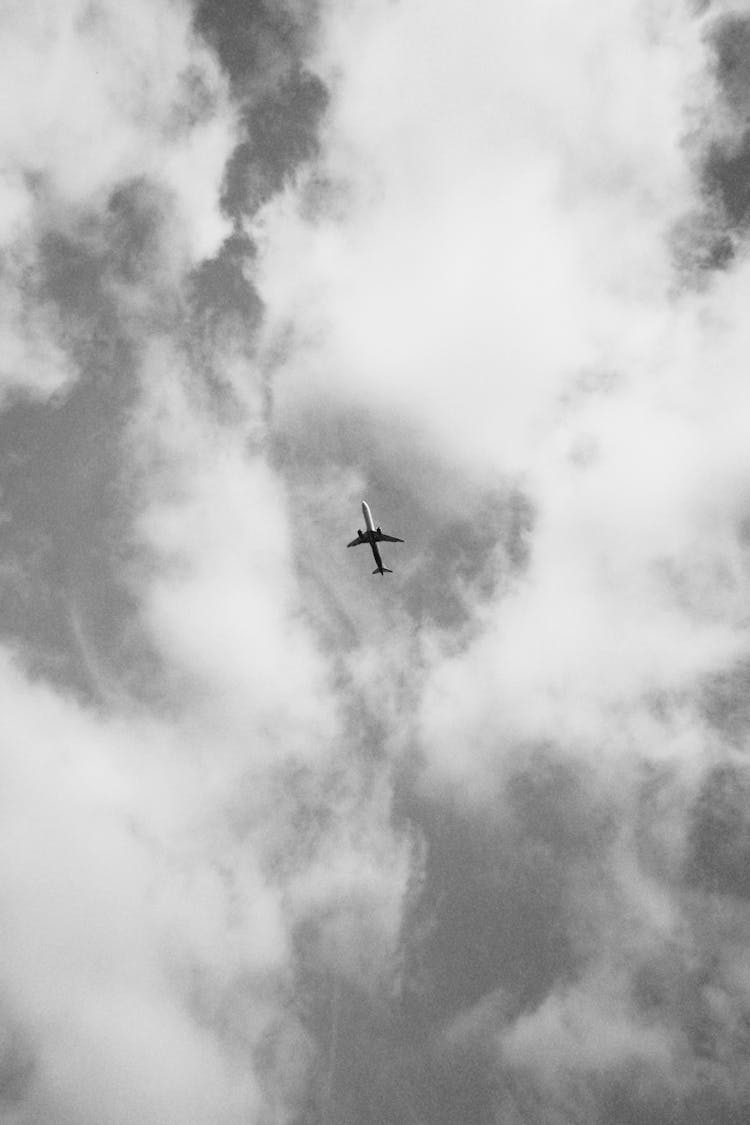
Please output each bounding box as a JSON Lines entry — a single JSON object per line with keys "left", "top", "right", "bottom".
{"left": 221, "top": 69, "right": 329, "bottom": 217}
{"left": 194, "top": 0, "right": 321, "bottom": 94}
{"left": 687, "top": 762, "right": 750, "bottom": 897}
{"left": 674, "top": 9, "right": 750, "bottom": 281}
{"left": 0, "top": 1012, "right": 36, "bottom": 1112}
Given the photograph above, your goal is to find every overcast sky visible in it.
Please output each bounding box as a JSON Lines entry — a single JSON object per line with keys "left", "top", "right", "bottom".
{"left": 3, "top": 0, "right": 750, "bottom": 1122}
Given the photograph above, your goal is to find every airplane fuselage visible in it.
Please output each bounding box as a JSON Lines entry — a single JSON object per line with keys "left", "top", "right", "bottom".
{"left": 361, "top": 501, "right": 386, "bottom": 573}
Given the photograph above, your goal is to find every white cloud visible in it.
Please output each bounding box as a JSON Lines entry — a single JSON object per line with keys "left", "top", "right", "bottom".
{"left": 247, "top": 1, "right": 750, "bottom": 1107}
{"left": 253, "top": 0, "right": 703, "bottom": 471}
{"left": 127, "top": 341, "right": 343, "bottom": 769}
{"left": 250, "top": 0, "right": 750, "bottom": 785}
{"left": 0, "top": 0, "right": 235, "bottom": 404}
{"left": 501, "top": 966, "right": 677, "bottom": 1087}
{"left": 0, "top": 271, "right": 75, "bottom": 403}
{"left": 6, "top": 0, "right": 750, "bottom": 1117}
{"left": 0, "top": 650, "right": 271, "bottom": 1122}
{"left": 0, "top": 1, "right": 234, "bottom": 233}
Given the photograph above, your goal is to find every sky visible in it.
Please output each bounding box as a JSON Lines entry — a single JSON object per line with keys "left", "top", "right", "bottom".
{"left": 3, "top": 0, "right": 750, "bottom": 1121}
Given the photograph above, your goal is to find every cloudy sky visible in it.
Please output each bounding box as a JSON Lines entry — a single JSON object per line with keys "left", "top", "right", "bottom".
{"left": 4, "top": 0, "right": 750, "bottom": 1121}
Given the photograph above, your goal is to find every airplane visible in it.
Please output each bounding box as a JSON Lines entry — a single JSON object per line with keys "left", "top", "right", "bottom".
{"left": 347, "top": 500, "right": 404, "bottom": 574}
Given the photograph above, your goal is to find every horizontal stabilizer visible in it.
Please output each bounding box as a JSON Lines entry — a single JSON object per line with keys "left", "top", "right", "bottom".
{"left": 374, "top": 567, "right": 393, "bottom": 574}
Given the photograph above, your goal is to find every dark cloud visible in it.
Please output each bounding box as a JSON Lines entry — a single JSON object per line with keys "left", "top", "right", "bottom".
{"left": 186, "top": 228, "right": 264, "bottom": 399}
{"left": 106, "top": 180, "right": 174, "bottom": 286}
{"left": 38, "top": 179, "right": 182, "bottom": 328}
{"left": 222, "top": 68, "right": 329, "bottom": 216}
{"left": 252, "top": 750, "right": 602, "bottom": 1124}
{"left": 677, "top": 12, "right": 750, "bottom": 279}
{"left": 702, "top": 658, "right": 750, "bottom": 745}
{"left": 38, "top": 226, "right": 106, "bottom": 323}
{"left": 184, "top": 1, "right": 331, "bottom": 443}
{"left": 189, "top": 227, "right": 261, "bottom": 326}
{"left": 630, "top": 941, "right": 750, "bottom": 1125}
{"left": 0, "top": 374, "right": 151, "bottom": 701}
{"left": 398, "top": 754, "right": 592, "bottom": 1030}
{"left": 0, "top": 179, "right": 183, "bottom": 700}
{"left": 293, "top": 958, "right": 504, "bottom": 1125}
{"left": 400, "top": 487, "right": 533, "bottom": 632}
{"left": 703, "top": 136, "right": 750, "bottom": 231}
{"left": 670, "top": 208, "right": 735, "bottom": 280}
{"left": 194, "top": 0, "right": 314, "bottom": 92}
{"left": 710, "top": 15, "right": 750, "bottom": 120}
{"left": 194, "top": 0, "right": 329, "bottom": 218}
{"left": 495, "top": 1068, "right": 683, "bottom": 1125}
{"left": 687, "top": 762, "right": 750, "bottom": 898}
{"left": 289, "top": 747, "right": 724, "bottom": 1125}
{"left": 400, "top": 809, "right": 572, "bottom": 1025}
{"left": 0, "top": 1016, "right": 36, "bottom": 1110}
{"left": 634, "top": 762, "right": 689, "bottom": 888}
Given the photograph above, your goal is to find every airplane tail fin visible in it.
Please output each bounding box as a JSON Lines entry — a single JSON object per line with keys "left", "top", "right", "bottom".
{"left": 374, "top": 567, "right": 393, "bottom": 574}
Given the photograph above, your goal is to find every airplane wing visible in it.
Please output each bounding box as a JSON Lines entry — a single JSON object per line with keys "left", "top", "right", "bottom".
{"left": 347, "top": 533, "right": 367, "bottom": 548}
{"left": 375, "top": 531, "right": 404, "bottom": 543}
